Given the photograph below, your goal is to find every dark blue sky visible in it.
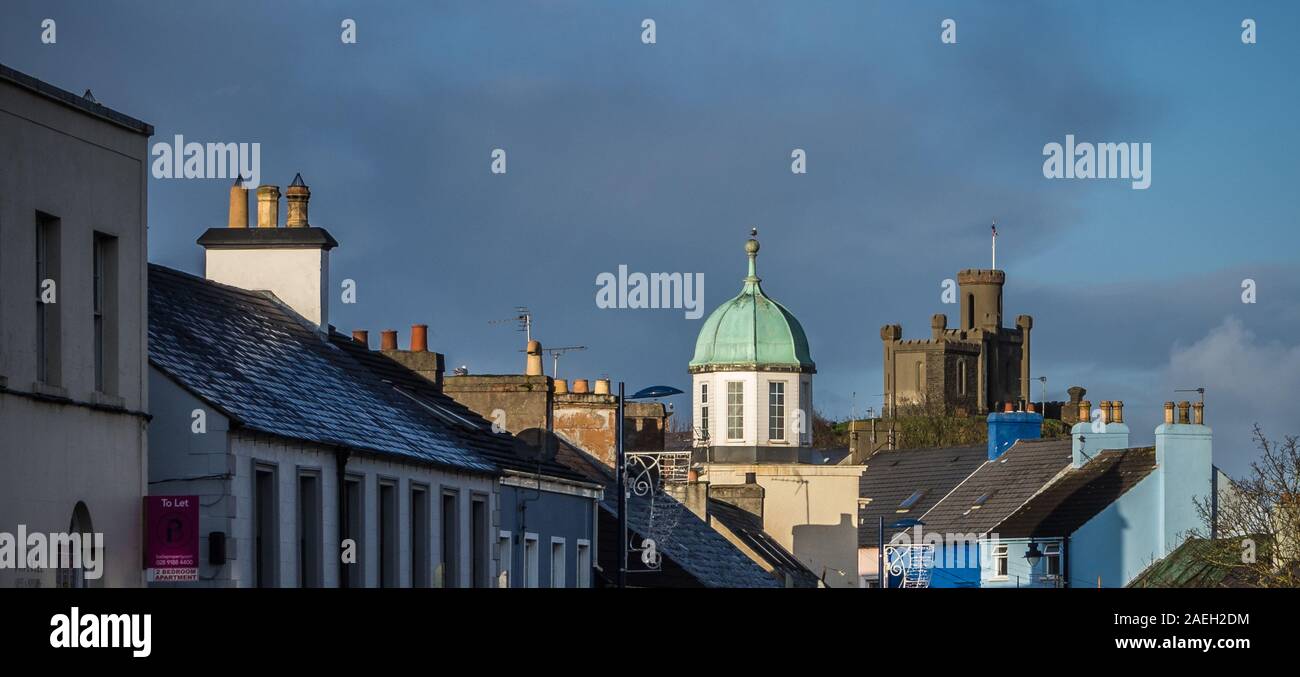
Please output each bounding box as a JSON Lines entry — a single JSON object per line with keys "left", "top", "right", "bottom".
{"left": 4, "top": 1, "right": 1297, "bottom": 476}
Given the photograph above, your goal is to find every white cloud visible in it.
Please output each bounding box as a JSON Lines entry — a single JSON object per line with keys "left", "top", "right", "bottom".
{"left": 1161, "top": 316, "right": 1300, "bottom": 477}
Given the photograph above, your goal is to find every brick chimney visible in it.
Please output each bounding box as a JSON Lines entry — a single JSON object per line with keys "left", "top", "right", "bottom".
{"left": 199, "top": 174, "right": 337, "bottom": 330}
{"left": 378, "top": 324, "right": 445, "bottom": 387}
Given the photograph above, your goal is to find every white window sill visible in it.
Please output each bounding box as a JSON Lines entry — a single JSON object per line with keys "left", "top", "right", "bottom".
{"left": 31, "top": 381, "right": 68, "bottom": 399}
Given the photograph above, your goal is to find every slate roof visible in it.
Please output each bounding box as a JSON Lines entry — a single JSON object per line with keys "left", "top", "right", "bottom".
{"left": 992, "top": 447, "right": 1157, "bottom": 539}
{"left": 148, "top": 264, "right": 497, "bottom": 474}
{"left": 709, "top": 498, "right": 820, "bottom": 587}
{"left": 553, "top": 442, "right": 781, "bottom": 588}
{"left": 917, "top": 438, "right": 1074, "bottom": 538}
{"left": 331, "top": 335, "right": 591, "bottom": 484}
{"left": 857, "top": 444, "right": 986, "bottom": 547}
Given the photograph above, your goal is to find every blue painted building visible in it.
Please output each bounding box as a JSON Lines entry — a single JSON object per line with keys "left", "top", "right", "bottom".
{"left": 990, "top": 401, "right": 1215, "bottom": 588}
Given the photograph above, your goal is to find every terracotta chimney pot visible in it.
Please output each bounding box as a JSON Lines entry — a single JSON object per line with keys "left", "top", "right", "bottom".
{"left": 380, "top": 329, "right": 398, "bottom": 351}
{"left": 411, "top": 324, "right": 428, "bottom": 352}
{"left": 352, "top": 329, "right": 369, "bottom": 347}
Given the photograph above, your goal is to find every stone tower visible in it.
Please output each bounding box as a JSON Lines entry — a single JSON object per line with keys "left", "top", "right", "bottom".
{"left": 881, "top": 268, "right": 1031, "bottom": 416}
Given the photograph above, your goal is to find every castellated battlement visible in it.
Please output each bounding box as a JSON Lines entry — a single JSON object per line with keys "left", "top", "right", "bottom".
{"left": 957, "top": 268, "right": 1005, "bottom": 285}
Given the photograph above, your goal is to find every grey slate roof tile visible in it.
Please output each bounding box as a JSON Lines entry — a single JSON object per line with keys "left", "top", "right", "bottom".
{"left": 553, "top": 442, "right": 780, "bottom": 588}
{"left": 992, "top": 447, "right": 1157, "bottom": 539}
{"left": 918, "top": 438, "right": 1074, "bottom": 538}
{"left": 148, "top": 264, "right": 496, "bottom": 474}
{"left": 857, "top": 444, "right": 986, "bottom": 547}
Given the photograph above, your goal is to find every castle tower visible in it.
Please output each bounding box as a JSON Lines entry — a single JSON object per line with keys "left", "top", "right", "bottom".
{"left": 881, "top": 267, "right": 1031, "bottom": 416}
{"left": 957, "top": 269, "right": 1004, "bottom": 331}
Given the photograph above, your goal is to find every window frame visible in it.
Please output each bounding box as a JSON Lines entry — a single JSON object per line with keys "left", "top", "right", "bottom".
{"left": 575, "top": 539, "right": 592, "bottom": 588}
{"left": 549, "top": 536, "right": 567, "bottom": 588}
{"left": 992, "top": 543, "right": 1009, "bottom": 579}
{"left": 726, "top": 381, "right": 744, "bottom": 440}
{"left": 768, "top": 381, "right": 786, "bottom": 441}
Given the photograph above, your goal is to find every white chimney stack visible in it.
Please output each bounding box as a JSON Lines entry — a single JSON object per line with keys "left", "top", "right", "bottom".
{"left": 199, "top": 174, "right": 337, "bottom": 330}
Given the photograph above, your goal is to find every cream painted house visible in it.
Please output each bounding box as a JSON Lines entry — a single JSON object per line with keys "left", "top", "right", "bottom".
{"left": 0, "top": 65, "right": 153, "bottom": 588}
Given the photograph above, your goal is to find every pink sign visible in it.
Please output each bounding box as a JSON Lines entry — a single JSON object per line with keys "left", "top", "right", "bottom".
{"left": 145, "top": 495, "right": 199, "bottom": 581}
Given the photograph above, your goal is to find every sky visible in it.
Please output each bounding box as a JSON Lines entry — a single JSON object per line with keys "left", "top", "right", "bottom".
{"left": 3, "top": 1, "right": 1297, "bottom": 477}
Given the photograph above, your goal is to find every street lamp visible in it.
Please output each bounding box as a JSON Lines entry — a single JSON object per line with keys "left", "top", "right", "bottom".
{"left": 616, "top": 382, "right": 684, "bottom": 588}
{"left": 1024, "top": 541, "right": 1043, "bottom": 569}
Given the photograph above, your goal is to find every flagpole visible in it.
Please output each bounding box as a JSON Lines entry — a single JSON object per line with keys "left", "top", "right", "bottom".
{"left": 991, "top": 219, "right": 997, "bottom": 270}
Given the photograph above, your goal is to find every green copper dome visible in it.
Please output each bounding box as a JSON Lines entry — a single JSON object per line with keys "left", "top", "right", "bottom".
{"left": 689, "top": 234, "right": 815, "bottom": 373}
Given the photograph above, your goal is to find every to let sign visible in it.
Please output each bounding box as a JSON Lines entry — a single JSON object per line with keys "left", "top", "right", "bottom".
{"left": 145, "top": 495, "right": 199, "bottom": 582}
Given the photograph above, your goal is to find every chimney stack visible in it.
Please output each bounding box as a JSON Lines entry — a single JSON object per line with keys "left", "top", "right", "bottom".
{"left": 352, "top": 329, "right": 369, "bottom": 347}
{"left": 1112, "top": 400, "right": 1124, "bottom": 423}
{"left": 256, "top": 185, "right": 280, "bottom": 228}
{"left": 525, "top": 340, "right": 543, "bottom": 376}
{"left": 1079, "top": 400, "right": 1091, "bottom": 423}
{"left": 1164, "top": 401, "right": 1175, "bottom": 425}
{"left": 1099, "top": 401, "right": 1112, "bottom": 424}
{"left": 285, "top": 173, "right": 310, "bottom": 227}
{"left": 201, "top": 177, "right": 337, "bottom": 331}
{"left": 411, "top": 324, "right": 428, "bottom": 352}
{"left": 228, "top": 176, "right": 249, "bottom": 228}
{"left": 1192, "top": 401, "right": 1204, "bottom": 425}
{"left": 1177, "top": 400, "right": 1191, "bottom": 424}
{"left": 553, "top": 379, "right": 568, "bottom": 394}
{"left": 381, "top": 329, "right": 398, "bottom": 351}
{"left": 594, "top": 379, "right": 611, "bottom": 395}
{"left": 572, "top": 379, "right": 590, "bottom": 394}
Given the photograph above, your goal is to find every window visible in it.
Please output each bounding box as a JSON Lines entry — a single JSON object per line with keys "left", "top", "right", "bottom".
{"left": 342, "top": 476, "right": 364, "bottom": 588}
{"left": 92, "top": 234, "right": 117, "bottom": 394}
{"left": 498, "top": 531, "right": 512, "bottom": 588}
{"left": 35, "top": 213, "right": 61, "bottom": 386}
{"left": 378, "top": 480, "right": 397, "bottom": 587}
{"left": 768, "top": 382, "right": 786, "bottom": 441}
{"left": 471, "top": 496, "right": 489, "bottom": 588}
{"left": 576, "top": 540, "right": 591, "bottom": 588}
{"left": 914, "top": 360, "right": 924, "bottom": 391}
{"left": 898, "top": 490, "right": 925, "bottom": 512}
{"left": 958, "top": 359, "right": 967, "bottom": 396}
{"left": 253, "top": 465, "right": 278, "bottom": 587}
{"left": 550, "top": 538, "right": 566, "bottom": 588}
{"left": 966, "top": 294, "right": 975, "bottom": 330}
{"left": 726, "top": 381, "right": 744, "bottom": 440}
{"left": 993, "top": 544, "right": 1008, "bottom": 578}
{"left": 800, "top": 387, "right": 810, "bottom": 444}
{"left": 297, "top": 472, "right": 322, "bottom": 587}
{"left": 524, "top": 534, "right": 540, "bottom": 588}
{"left": 1044, "top": 543, "right": 1061, "bottom": 577}
{"left": 411, "top": 485, "right": 430, "bottom": 587}
{"left": 700, "top": 383, "right": 709, "bottom": 440}
{"left": 440, "top": 491, "right": 459, "bottom": 587}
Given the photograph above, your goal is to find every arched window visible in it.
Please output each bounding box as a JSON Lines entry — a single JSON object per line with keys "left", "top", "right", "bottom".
{"left": 58, "top": 502, "right": 94, "bottom": 588}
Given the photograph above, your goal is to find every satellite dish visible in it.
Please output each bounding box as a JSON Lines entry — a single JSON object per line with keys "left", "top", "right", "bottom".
{"left": 631, "top": 385, "right": 684, "bottom": 399}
